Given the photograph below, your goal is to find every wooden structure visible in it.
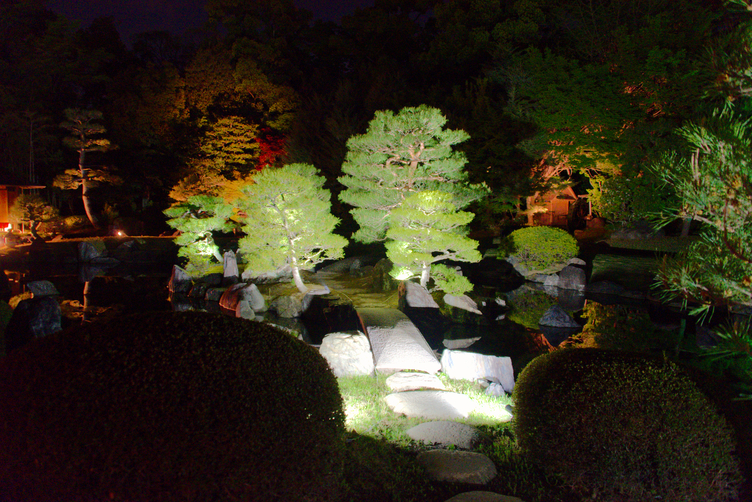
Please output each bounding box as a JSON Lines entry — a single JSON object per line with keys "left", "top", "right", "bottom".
{"left": 0, "top": 171, "right": 45, "bottom": 230}
{"left": 526, "top": 186, "right": 589, "bottom": 227}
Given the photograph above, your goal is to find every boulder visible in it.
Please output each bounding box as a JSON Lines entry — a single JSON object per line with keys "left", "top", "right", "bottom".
{"left": 440, "top": 350, "right": 515, "bottom": 393}
{"left": 270, "top": 295, "right": 304, "bottom": 318}
{"left": 168, "top": 265, "right": 193, "bottom": 294}
{"left": 25, "top": 280, "right": 59, "bottom": 297}
{"left": 236, "top": 300, "right": 257, "bottom": 320}
{"left": 384, "top": 391, "right": 474, "bottom": 420}
{"left": 204, "top": 287, "right": 225, "bottom": 302}
{"left": 222, "top": 250, "right": 239, "bottom": 286}
{"left": 558, "top": 265, "right": 586, "bottom": 291}
{"left": 538, "top": 305, "right": 579, "bottom": 328}
{"left": 443, "top": 294, "right": 481, "bottom": 314}
{"left": 417, "top": 450, "right": 497, "bottom": 485}
{"left": 219, "top": 283, "right": 266, "bottom": 314}
{"left": 319, "top": 331, "right": 375, "bottom": 377}
{"left": 406, "top": 421, "right": 486, "bottom": 450}
{"left": 386, "top": 372, "right": 446, "bottom": 392}
{"left": 400, "top": 281, "right": 439, "bottom": 308}
{"left": 4, "top": 297, "right": 62, "bottom": 353}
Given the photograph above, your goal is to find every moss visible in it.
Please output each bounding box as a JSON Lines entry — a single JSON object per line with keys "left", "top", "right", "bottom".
{"left": 0, "top": 311, "right": 346, "bottom": 501}
{"left": 513, "top": 348, "right": 743, "bottom": 502}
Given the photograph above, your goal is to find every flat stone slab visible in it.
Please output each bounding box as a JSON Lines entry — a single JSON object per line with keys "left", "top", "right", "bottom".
{"left": 384, "top": 391, "right": 474, "bottom": 420}
{"left": 441, "top": 350, "right": 515, "bottom": 393}
{"left": 358, "top": 308, "right": 441, "bottom": 374}
{"left": 407, "top": 421, "right": 486, "bottom": 450}
{"left": 386, "top": 372, "right": 446, "bottom": 392}
{"left": 417, "top": 450, "right": 497, "bottom": 485}
{"left": 444, "top": 492, "right": 526, "bottom": 502}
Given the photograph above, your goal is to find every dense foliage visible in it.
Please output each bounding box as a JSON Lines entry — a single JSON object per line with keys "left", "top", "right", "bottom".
{"left": 514, "top": 348, "right": 743, "bottom": 502}
{"left": 0, "top": 311, "right": 346, "bottom": 501}
{"left": 339, "top": 105, "right": 486, "bottom": 243}
{"left": 237, "top": 163, "right": 347, "bottom": 292}
{"left": 385, "top": 190, "right": 481, "bottom": 292}
{"left": 163, "top": 195, "right": 234, "bottom": 275}
{"left": 501, "top": 226, "right": 579, "bottom": 271}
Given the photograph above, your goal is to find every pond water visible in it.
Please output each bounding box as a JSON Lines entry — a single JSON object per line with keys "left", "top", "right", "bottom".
{"left": 3, "top": 247, "right": 716, "bottom": 376}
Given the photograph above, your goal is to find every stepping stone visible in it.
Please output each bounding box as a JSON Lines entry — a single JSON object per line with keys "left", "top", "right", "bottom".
{"left": 358, "top": 308, "right": 441, "bottom": 374}
{"left": 406, "top": 421, "right": 486, "bottom": 450}
{"left": 386, "top": 372, "right": 446, "bottom": 392}
{"left": 444, "top": 492, "right": 526, "bottom": 502}
{"left": 441, "top": 350, "right": 515, "bottom": 393}
{"left": 384, "top": 391, "right": 474, "bottom": 420}
{"left": 417, "top": 450, "right": 497, "bottom": 485}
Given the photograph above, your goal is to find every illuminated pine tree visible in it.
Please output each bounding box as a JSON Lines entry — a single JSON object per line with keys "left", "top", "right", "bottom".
{"left": 339, "top": 105, "right": 487, "bottom": 243}
{"left": 385, "top": 190, "right": 481, "bottom": 294}
{"left": 237, "top": 164, "right": 347, "bottom": 293}
{"left": 164, "top": 195, "right": 235, "bottom": 275}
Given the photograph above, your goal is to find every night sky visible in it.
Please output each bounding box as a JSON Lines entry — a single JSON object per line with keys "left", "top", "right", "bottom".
{"left": 46, "top": 0, "right": 375, "bottom": 43}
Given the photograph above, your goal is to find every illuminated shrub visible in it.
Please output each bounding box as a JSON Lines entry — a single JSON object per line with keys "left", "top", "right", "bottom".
{"left": 501, "top": 226, "right": 578, "bottom": 271}
{"left": 513, "top": 348, "right": 742, "bottom": 502}
{"left": 0, "top": 311, "right": 345, "bottom": 501}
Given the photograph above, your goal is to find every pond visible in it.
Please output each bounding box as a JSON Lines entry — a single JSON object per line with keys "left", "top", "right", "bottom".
{"left": 2, "top": 242, "right": 723, "bottom": 377}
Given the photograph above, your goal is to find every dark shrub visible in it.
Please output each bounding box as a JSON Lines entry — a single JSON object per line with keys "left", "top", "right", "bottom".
{"left": 0, "top": 311, "right": 346, "bottom": 502}
{"left": 513, "top": 348, "right": 743, "bottom": 502}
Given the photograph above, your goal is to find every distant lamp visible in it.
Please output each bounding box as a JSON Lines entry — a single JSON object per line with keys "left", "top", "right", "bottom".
{"left": 116, "top": 230, "right": 127, "bottom": 237}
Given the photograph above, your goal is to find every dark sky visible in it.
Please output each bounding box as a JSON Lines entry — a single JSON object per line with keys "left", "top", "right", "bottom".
{"left": 46, "top": 0, "right": 375, "bottom": 43}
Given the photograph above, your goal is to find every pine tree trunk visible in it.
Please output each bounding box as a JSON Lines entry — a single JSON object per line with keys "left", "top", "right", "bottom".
{"left": 79, "top": 148, "right": 99, "bottom": 229}
{"left": 419, "top": 263, "right": 430, "bottom": 288}
{"left": 292, "top": 265, "right": 308, "bottom": 293}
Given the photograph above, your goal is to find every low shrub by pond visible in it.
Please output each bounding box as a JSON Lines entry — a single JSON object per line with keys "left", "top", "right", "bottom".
{"left": 0, "top": 311, "right": 345, "bottom": 501}
{"left": 513, "top": 348, "right": 743, "bottom": 502}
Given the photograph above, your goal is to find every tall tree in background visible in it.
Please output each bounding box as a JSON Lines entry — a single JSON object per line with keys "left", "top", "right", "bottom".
{"left": 55, "top": 109, "right": 118, "bottom": 228}
{"left": 339, "top": 105, "right": 486, "bottom": 243}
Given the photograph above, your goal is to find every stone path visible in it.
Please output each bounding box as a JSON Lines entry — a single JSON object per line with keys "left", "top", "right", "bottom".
{"left": 311, "top": 268, "right": 524, "bottom": 502}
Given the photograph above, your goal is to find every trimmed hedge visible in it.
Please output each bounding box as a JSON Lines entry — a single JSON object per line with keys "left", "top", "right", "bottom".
{"left": 502, "top": 226, "right": 578, "bottom": 271}
{"left": 513, "top": 348, "right": 743, "bottom": 502}
{"left": 0, "top": 311, "right": 346, "bottom": 501}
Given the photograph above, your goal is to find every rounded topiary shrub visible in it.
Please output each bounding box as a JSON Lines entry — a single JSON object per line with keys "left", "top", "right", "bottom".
{"left": 502, "top": 226, "right": 578, "bottom": 271}
{"left": 513, "top": 348, "right": 743, "bottom": 502}
{"left": 0, "top": 311, "right": 346, "bottom": 502}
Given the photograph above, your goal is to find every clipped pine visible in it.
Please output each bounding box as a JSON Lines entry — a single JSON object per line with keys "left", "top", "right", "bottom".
{"left": 501, "top": 226, "right": 578, "bottom": 272}
{"left": 164, "top": 195, "right": 234, "bottom": 275}
{"left": 237, "top": 163, "right": 347, "bottom": 292}
{"left": 385, "top": 190, "right": 481, "bottom": 293}
{"left": 0, "top": 311, "right": 346, "bottom": 502}
{"left": 513, "top": 348, "right": 743, "bottom": 502}
{"left": 339, "top": 105, "right": 486, "bottom": 243}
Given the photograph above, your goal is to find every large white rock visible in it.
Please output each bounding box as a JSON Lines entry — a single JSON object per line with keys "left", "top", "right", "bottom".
{"left": 417, "top": 450, "right": 497, "bottom": 485}
{"left": 222, "top": 250, "right": 239, "bottom": 285}
{"left": 386, "top": 372, "right": 446, "bottom": 392}
{"left": 441, "top": 350, "right": 515, "bottom": 393}
{"left": 219, "top": 283, "right": 267, "bottom": 313}
{"left": 359, "top": 308, "right": 441, "bottom": 374}
{"left": 404, "top": 281, "right": 439, "bottom": 308}
{"left": 319, "top": 331, "right": 375, "bottom": 377}
{"left": 406, "top": 421, "right": 485, "bottom": 450}
{"left": 384, "top": 391, "right": 474, "bottom": 420}
{"left": 443, "top": 294, "right": 482, "bottom": 314}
